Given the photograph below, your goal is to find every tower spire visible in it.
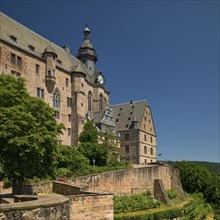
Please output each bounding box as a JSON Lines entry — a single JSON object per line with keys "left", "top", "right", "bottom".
{"left": 76, "top": 24, "right": 98, "bottom": 75}
{"left": 84, "top": 24, "right": 90, "bottom": 40}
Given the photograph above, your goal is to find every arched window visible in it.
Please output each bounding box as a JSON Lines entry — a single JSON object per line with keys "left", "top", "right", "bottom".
{"left": 99, "top": 93, "right": 103, "bottom": 111}
{"left": 88, "top": 91, "right": 92, "bottom": 112}
{"left": 52, "top": 88, "right": 61, "bottom": 109}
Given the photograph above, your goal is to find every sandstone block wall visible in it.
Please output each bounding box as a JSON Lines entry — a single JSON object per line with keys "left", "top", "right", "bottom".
{"left": 0, "top": 195, "right": 70, "bottom": 220}
{"left": 69, "top": 194, "right": 113, "bottom": 220}
{"left": 71, "top": 165, "right": 173, "bottom": 195}
{"left": 53, "top": 181, "right": 81, "bottom": 196}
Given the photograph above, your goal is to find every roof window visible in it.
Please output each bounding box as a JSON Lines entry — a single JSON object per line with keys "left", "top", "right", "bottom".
{"left": 29, "top": 45, "right": 35, "bottom": 52}
{"left": 57, "top": 59, "right": 62, "bottom": 65}
{"left": 10, "top": 35, "right": 17, "bottom": 43}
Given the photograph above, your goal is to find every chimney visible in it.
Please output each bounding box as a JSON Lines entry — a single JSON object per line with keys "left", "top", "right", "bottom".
{"left": 63, "top": 45, "right": 71, "bottom": 54}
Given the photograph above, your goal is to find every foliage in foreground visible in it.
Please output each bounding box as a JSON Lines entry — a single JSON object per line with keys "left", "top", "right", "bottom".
{"left": 175, "top": 161, "right": 220, "bottom": 209}
{"left": 114, "top": 208, "right": 183, "bottom": 220}
{"left": 182, "top": 194, "right": 213, "bottom": 220}
{"left": 114, "top": 193, "right": 160, "bottom": 214}
{"left": 0, "top": 75, "right": 63, "bottom": 192}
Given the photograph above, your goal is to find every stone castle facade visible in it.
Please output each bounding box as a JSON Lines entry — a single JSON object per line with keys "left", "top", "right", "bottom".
{"left": 0, "top": 12, "right": 156, "bottom": 164}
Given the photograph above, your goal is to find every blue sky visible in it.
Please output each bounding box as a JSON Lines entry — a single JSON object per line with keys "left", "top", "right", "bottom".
{"left": 1, "top": 1, "right": 219, "bottom": 162}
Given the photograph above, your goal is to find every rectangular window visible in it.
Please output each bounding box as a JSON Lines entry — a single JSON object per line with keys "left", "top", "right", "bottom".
{"left": 11, "top": 70, "right": 21, "bottom": 77}
{"left": 37, "top": 88, "right": 44, "bottom": 98}
{"left": 11, "top": 53, "right": 16, "bottom": 64}
{"left": 68, "top": 128, "right": 71, "bottom": 136}
{"left": 150, "top": 136, "right": 153, "bottom": 143}
{"left": 11, "top": 54, "right": 22, "bottom": 67}
{"left": 66, "top": 78, "right": 69, "bottom": 87}
{"left": 11, "top": 70, "right": 16, "bottom": 75}
{"left": 17, "top": 56, "right": 22, "bottom": 67}
{"left": 125, "top": 133, "right": 129, "bottom": 141}
{"left": 68, "top": 114, "right": 71, "bottom": 122}
{"left": 36, "top": 64, "right": 40, "bottom": 73}
{"left": 48, "top": 70, "right": 51, "bottom": 76}
{"left": 67, "top": 97, "right": 72, "bottom": 107}
{"left": 144, "top": 146, "right": 147, "bottom": 154}
{"left": 125, "top": 145, "right": 129, "bottom": 154}
{"left": 150, "top": 148, "right": 153, "bottom": 155}
{"left": 144, "top": 134, "right": 147, "bottom": 141}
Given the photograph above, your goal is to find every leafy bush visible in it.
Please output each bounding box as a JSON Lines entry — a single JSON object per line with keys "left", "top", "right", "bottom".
{"left": 114, "top": 208, "right": 183, "bottom": 220}
{"left": 3, "top": 178, "right": 12, "bottom": 188}
{"left": 183, "top": 194, "right": 213, "bottom": 220}
{"left": 55, "top": 145, "right": 90, "bottom": 177}
{"left": 114, "top": 193, "right": 159, "bottom": 213}
{"left": 167, "top": 189, "right": 178, "bottom": 199}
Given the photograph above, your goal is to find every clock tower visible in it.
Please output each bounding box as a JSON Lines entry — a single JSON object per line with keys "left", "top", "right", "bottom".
{"left": 76, "top": 25, "right": 98, "bottom": 75}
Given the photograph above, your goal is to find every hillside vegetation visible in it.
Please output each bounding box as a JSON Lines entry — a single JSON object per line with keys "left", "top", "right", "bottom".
{"left": 167, "top": 160, "right": 220, "bottom": 175}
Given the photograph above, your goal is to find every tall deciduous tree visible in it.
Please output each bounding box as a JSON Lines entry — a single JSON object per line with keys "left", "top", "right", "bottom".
{"left": 0, "top": 75, "right": 64, "bottom": 194}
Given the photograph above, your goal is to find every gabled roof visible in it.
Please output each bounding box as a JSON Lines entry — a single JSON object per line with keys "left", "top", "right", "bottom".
{"left": 112, "top": 100, "right": 148, "bottom": 130}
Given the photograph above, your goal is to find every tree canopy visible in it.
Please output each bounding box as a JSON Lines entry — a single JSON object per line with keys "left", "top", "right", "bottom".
{"left": 79, "top": 121, "right": 120, "bottom": 166}
{"left": 0, "top": 75, "right": 64, "bottom": 192}
{"left": 175, "top": 161, "right": 220, "bottom": 209}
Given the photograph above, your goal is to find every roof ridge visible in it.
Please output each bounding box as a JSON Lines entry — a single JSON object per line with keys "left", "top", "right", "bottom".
{"left": 112, "top": 99, "right": 147, "bottom": 106}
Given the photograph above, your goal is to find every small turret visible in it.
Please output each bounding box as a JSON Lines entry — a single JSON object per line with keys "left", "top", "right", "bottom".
{"left": 43, "top": 43, "right": 57, "bottom": 90}
{"left": 76, "top": 25, "right": 98, "bottom": 75}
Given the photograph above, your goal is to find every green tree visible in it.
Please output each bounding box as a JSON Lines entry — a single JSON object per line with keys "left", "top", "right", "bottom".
{"left": 176, "top": 161, "right": 220, "bottom": 209}
{"left": 0, "top": 74, "right": 64, "bottom": 194}
{"left": 101, "top": 131, "right": 120, "bottom": 166}
{"left": 55, "top": 145, "right": 90, "bottom": 177}
{"left": 79, "top": 121, "right": 98, "bottom": 143}
{"left": 79, "top": 121, "right": 110, "bottom": 166}
{"left": 80, "top": 142, "right": 109, "bottom": 166}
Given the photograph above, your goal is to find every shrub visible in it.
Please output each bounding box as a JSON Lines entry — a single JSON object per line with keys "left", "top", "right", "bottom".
{"left": 3, "top": 178, "right": 12, "bottom": 188}
{"left": 114, "top": 193, "right": 158, "bottom": 213}
{"left": 167, "top": 189, "right": 178, "bottom": 199}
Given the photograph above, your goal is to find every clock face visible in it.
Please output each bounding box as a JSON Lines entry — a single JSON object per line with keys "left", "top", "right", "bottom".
{"left": 97, "top": 75, "right": 104, "bottom": 85}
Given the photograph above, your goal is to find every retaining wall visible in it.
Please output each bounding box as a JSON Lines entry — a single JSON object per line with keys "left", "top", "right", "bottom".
{"left": 0, "top": 195, "right": 70, "bottom": 220}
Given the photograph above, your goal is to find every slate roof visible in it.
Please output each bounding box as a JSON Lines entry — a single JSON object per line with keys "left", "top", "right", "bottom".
{"left": 0, "top": 12, "right": 100, "bottom": 84}
{"left": 112, "top": 100, "right": 147, "bottom": 130}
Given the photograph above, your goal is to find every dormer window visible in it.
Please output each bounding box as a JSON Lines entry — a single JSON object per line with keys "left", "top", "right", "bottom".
{"left": 10, "top": 35, "right": 17, "bottom": 43}
{"left": 57, "top": 59, "right": 62, "bottom": 65}
{"left": 29, "top": 45, "right": 35, "bottom": 52}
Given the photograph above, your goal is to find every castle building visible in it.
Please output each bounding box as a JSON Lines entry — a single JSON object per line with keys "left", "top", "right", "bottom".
{"left": 0, "top": 12, "right": 156, "bottom": 164}
{"left": 112, "top": 100, "right": 157, "bottom": 164}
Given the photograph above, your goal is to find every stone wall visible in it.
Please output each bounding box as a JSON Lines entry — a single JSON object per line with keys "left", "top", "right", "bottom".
{"left": 69, "top": 194, "right": 113, "bottom": 220}
{"left": 52, "top": 181, "right": 114, "bottom": 220}
{"left": 53, "top": 181, "right": 81, "bottom": 196}
{"left": 154, "top": 179, "right": 170, "bottom": 204}
{"left": 12, "top": 181, "right": 53, "bottom": 195}
{"left": 0, "top": 195, "right": 70, "bottom": 220}
{"left": 71, "top": 165, "right": 174, "bottom": 195}
{"left": 171, "top": 166, "right": 186, "bottom": 201}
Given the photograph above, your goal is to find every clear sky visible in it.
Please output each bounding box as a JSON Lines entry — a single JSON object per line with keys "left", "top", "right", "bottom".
{"left": 1, "top": 0, "right": 219, "bottom": 162}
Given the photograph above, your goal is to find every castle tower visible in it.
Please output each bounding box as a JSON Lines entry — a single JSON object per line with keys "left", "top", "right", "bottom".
{"left": 76, "top": 25, "right": 98, "bottom": 75}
